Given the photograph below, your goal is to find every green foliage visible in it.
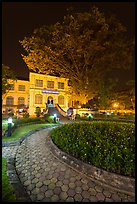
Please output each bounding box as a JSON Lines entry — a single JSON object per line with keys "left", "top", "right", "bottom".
{"left": 51, "top": 121, "right": 135, "bottom": 177}
{"left": 2, "top": 157, "right": 16, "bottom": 201}
{"left": 23, "top": 112, "right": 30, "bottom": 118}
{"left": 14, "top": 117, "right": 44, "bottom": 126}
{"left": 2, "top": 64, "right": 16, "bottom": 95}
{"left": 35, "top": 107, "right": 41, "bottom": 117}
{"left": 2, "top": 123, "right": 54, "bottom": 142}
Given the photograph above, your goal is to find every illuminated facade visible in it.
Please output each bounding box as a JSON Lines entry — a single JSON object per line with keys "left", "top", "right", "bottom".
{"left": 2, "top": 72, "right": 71, "bottom": 116}
{"left": 2, "top": 79, "right": 30, "bottom": 114}
{"left": 29, "top": 72, "right": 70, "bottom": 115}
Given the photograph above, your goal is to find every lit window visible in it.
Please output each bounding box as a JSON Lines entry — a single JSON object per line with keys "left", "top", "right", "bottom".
{"left": 35, "top": 94, "right": 43, "bottom": 104}
{"left": 18, "top": 97, "right": 25, "bottom": 105}
{"left": 58, "top": 95, "right": 64, "bottom": 105}
{"left": 58, "top": 82, "right": 64, "bottom": 89}
{"left": 35, "top": 79, "right": 43, "bottom": 87}
{"left": 47, "top": 81, "right": 54, "bottom": 89}
{"left": 6, "top": 96, "right": 14, "bottom": 105}
{"left": 18, "top": 85, "right": 25, "bottom": 91}
{"left": 9, "top": 84, "right": 14, "bottom": 90}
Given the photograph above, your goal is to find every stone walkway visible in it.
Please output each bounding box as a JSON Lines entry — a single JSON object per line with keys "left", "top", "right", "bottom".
{"left": 2, "top": 126, "right": 135, "bottom": 202}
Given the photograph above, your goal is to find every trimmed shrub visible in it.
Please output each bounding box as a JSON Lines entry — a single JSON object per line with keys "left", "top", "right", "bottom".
{"left": 14, "top": 117, "right": 44, "bottom": 126}
{"left": 51, "top": 121, "right": 135, "bottom": 177}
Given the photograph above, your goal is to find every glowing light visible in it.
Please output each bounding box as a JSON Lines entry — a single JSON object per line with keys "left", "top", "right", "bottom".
{"left": 8, "top": 117, "right": 12, "bottom": 123}
{"left": 54, "top": 114, "right": 57, "bottom": 118}
{"left": 113, "top": 103, "right": 118, "bottom": 108}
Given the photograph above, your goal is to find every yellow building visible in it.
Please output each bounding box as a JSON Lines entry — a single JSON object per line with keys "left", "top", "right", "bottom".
{"left": 29, "top": 72, "right": 70, "bottom": 115}
{"left": 2, "top": 79, "right": 30, "bottom": 114}
{"left": 2, "top": 72, "right": 71, "bottom": 116}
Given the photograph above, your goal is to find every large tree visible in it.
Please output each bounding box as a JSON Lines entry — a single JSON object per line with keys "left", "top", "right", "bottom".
{"left": 20, "top": 6, "right": 134, "bottom": 103}
{"left": 2, "top": 64, "right": 16, "bottom": 95}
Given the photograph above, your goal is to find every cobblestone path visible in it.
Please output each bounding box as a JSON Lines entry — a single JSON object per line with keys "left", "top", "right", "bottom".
{"left": 13, "top": 128, "right": 134, "bottom": 202}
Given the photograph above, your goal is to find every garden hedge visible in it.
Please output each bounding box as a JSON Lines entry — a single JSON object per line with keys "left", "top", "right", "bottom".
{"left": 51, "top": 121, "right": 135, "bottom": 177}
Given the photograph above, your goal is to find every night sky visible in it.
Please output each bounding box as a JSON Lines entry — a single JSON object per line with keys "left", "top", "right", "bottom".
{"left": 2, "top": 2, "right": 135, "bottom": 89}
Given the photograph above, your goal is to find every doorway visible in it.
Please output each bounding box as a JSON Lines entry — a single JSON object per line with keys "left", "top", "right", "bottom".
{"left": 47, "top": 96, "right": 54, "bottom": 107}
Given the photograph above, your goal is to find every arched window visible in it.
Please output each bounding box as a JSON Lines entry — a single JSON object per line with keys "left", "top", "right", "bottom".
{"left": 18, "top": 97, "right": 25, "bottom": 105}
{"left": 35, "top": 94, "right": 43, "bottom": 104}
{"left": 6, "top": 96, "right": 14, "bottom": 105}
{"left": 58, "top": 95, "right": 64, "bottom": 105}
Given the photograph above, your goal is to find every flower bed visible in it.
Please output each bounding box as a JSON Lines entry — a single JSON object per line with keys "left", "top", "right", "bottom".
{"left": 51, "top": 121, "right": 135, "bottom": 177}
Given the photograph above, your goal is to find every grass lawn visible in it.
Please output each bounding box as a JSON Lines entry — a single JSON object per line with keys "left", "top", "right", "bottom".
{"left": 2, "top": 123, "right": 55, "bottom": 142}
{"left": 2, "top": 157, "right": 16, "bottom": 202}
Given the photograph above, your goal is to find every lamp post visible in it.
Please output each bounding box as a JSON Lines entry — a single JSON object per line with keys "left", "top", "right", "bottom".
{"left": 53, "top": 114, "right": 57, "bottom": 123}
{"left": 8, "top": 117, "right": 12, "bottom": 137}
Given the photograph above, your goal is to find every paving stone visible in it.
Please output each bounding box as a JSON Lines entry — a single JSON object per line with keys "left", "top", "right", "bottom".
{"left": 53, "top": 186, "right": 62, "bottom": 195}
{"left": 67, "top": 189, "right": 76, "bottom": 197}
{"left": 75, "top": 180, "right": 82, "bottom": 187}
{"left": 66, "top": 197, "right": 74, "bottom": 202}
{"left": 111, "top": 193, "right": 122, "bottom": 201}
{"left": 70, "top": 177, "right": 76, "bottom": 183}
{"left": 36, "top": 181, "right": 43, "bottom": 188}
{"left": 103, "top": 189, "right": 112, "bottom": 197}
{"left": 48, "top": 183, "right": 56, "bottom": 190}
{"left": 27, "top": 184, "right": 35, "bottom": 191}
{"left": 31, "top": 178, "right": 39, "bottom": 184}
{"left": 37, "top": 193, "right": 45, "bottom": 201}
{"left": 89, "top": 195, "right": 98, "bottom": 202}
{"left": 56, "top": 180, "right": 63, "bottom": 187}
{"left": 40, "top": 185, "right": 48, "bottom": 193}
{"left": 24, "top": 180, "right": 31, "bottom": 186}
{"left": 81, "top": 190, "right": 91, "bottom": 199}
{"left": 43, "top": 179, "right": 51, "bottom": 185}
{"left": 96, "top": 192, "right": 105, "bottom": 201}
{"left": 74, "top": 193, "right": 83, "bottom": 201}
{"left": 35, "top": 173, "right": 41, "bottom": 178}
{"left": 39, "top": 176, "right": 46, "bottom": 182}
{"left": 51, "top": 194, "right": 59, "bottom": 202}
{"left": 81, "top": 178, "right": 88, "bottom": 184}
{"left": 89, "top": 187, "right": 97, "bottom": 195}
{"left": 50, "top": 177, "right": 57, "bottom": 183}
{"left": 31, "top": 187, "right": 40, "bottom": 195}
{"left": 68, "top": 182, "right": 76, "bottom": 189}
{"left": 82, "top": 184, "right": 89, "bottom": 191}
{"left": 59, "top": 191, "right": 68, "bottom": 200}
{"left": 30, "top": 194, "right": 37, "bottom": 202}
{"left": 105, "top": 197, "right": 114, "bottom": 202}
{"left": 95, "top": 185, "right": 103, "bottom": 192}
{"left": 58, "top": 175, "right": 65, "bottom": 181}
{"left": 61, "top": 184, "right": 69, "bottom": 192}
{"left": 45, "top": 189, "right": 54, "bottom": 197}
{"left": 82, "top": 198, "right": 90, "bottom": 202}
{"left": 46, "top": 174, "right": 52, "bottom": 179}
{"left": 75, "top": 186, "right": 82, "bottom": 193}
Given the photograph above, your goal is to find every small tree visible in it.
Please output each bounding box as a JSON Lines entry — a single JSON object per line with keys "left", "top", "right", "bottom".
{"left": 2, "top": 64, "right": 16, "bottom": 95}
{"left": 35, "top": 107, "right": 41, "bottom": 117}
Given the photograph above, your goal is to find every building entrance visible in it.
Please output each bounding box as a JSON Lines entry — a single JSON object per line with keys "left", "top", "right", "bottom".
{"left": 47, "top": 96, "right": 54, "bottom": 107}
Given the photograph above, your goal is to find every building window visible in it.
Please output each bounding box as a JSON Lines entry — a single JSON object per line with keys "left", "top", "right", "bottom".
{"left": 35, "top": 94, "right": 43, "bottom": 104}
{"left": 35, "top": 79, "right": 43, "bottom": 87}
{"left": 9, "top": 84, "right": 14, "bottom": 90}
{"left": 6, "top": 96, "right": 14, "bottom": 105}
{"left": 47, "top": 81, "right": 54, "bottom": 89}
{"left": 18, "top": 85, "right": 25, "bottom": 91}
{"left": 58, "top": 95, "right": 64, "bottom": 105}
{"left": 18, "top": 97, "right": 25, "bottom": 105}
{"left": 58, "top": 82, "right": 64, "bottom": 89}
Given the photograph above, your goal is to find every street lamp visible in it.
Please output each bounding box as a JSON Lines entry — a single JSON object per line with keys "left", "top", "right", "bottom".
{"left": 53, "top": 114, "right": 57, "bottom": 123}
{"left": 7, "top": 117, "right": 12, "bottom": 137}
